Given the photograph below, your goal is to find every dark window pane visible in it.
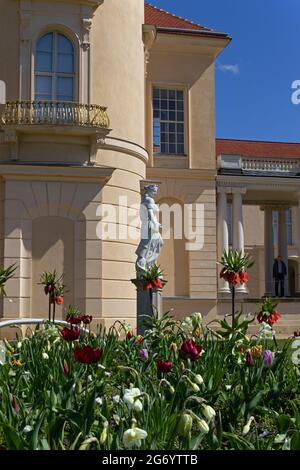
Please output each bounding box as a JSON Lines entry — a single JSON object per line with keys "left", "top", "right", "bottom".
{"left": 161, "top": 133, "right": 168, "bottom": 143}
{"left": 169, "top": 111, "right": 176, "bottom": 121}
{"left": 57, "top": 34, "right": 73, "bottom": 54}
{"left": 57, "top": 53, "right": 74, "bottom": 73}
{"left": 56, "top": 77, "right": 74, "bottom": 101}
{"left": 35, "top": 75, "right": 52, "bottom": 96}
{"left": 176, "top": 90, "right": 184, "bottom": 100}
{"left": 161, "top": 89, "right": 168, "bottom": 99}
{"left": 177, "top": 111, "right": 184, "bottom": 122}
{"left": 154, "top": 110, "right": 160, "bottom": 118}
{"left": 169, "top": 90, "right": 176, "bottom": 99}
{"left": 177, "top": 144, "right": 185, "bottom": 154}
{"left": 161, "top": 100, "right": 168, "bottom": 110}
{"left": 37, "top": 33, "right": 53, "bottom": 53}
{"left": 153, "top": 99, "right": 160, "bottom": 109}
{"left": 161, "top": 143, "right": 167, "bottom": 153}
{"left": 169, "top": 144, "right": 176, "bottom": 154}
{"left": 169, "top": 123, "right": 175, "bottom": 132}
{"left": 169, "top": 133, "right": 176, "bottom": 143}
{"left": 153, "top": 88, "right": 160, "bottom": 99}
{"left": 161, "top": 122, "right": 167, "bottom": 132}
{"left": 35, "top": 93, "right": 52, "bottom": 101}
{"left": 36, "top": 52, "right": 52, "bottom": 72}
{"left": 177, "top": 123, "right": 184, "bottom": 133}
{"left": 177, "top": 133, "right": 184, "bottom": 143}
{"left": 161, "top": 110, "right": 168, "bottom": 120}
{"left": 169, "top": 100, "right": 176, "bottom": 110}
{"left": 177, "top": 100, "right": 184, "bottom": 111}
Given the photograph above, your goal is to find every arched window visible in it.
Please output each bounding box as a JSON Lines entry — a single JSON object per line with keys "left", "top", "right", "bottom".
{"left": 35, "top": 32, "right": 75, "bottom": 102}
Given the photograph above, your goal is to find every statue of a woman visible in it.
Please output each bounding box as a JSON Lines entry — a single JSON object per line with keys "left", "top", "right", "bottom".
{"left": 136, "top": 184, "right": 163, "bottom": 275}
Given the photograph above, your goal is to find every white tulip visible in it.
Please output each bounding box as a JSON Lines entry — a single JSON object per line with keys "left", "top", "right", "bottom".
{"left": 202, "top": 405, "right": 216, "bottom": 422}
{"left": 242, "top": 416, "right": 255, "bottom": 436}
{"left": 123, "top": 388, "right": 143, "bottom": 412}
{"left": 23, "top": 425, "right": 33, "bottom": 433}
{"left": 194, "top": 374, "right": 204, "bottom": 385}
{"left": 197, "top": 419, "right": 209, "bottom": 434}
{"left": 42, "top": 352, "right": 49, "bottom": 360}
{"left": 123, "top": 427, "right": 147, "bottom": 448}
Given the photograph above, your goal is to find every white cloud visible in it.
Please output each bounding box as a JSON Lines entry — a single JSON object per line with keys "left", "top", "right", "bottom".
{"left": 218, "top": 63, "right": 240, "bottom": 75}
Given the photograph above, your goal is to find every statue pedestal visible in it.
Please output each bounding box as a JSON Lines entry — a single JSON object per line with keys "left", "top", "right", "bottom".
{"left": 131, "top": 279, "right": 167, "bottom": 334}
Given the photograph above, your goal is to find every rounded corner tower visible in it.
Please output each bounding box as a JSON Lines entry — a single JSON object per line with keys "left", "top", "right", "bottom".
{"left": 0, "top": 0, "right": 147, "bottom": 332}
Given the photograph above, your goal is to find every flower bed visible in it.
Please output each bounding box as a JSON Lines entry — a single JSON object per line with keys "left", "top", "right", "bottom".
{"left": 0, "top": 311, "right": 300, "bottom": 451}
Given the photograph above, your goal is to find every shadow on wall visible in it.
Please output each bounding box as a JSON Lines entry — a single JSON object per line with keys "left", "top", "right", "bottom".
{"left": 158, "top": 197, "right": 189, "bottom": 297}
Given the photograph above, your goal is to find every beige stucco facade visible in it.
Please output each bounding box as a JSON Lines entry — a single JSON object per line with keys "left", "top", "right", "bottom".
{"left": 0, "top": 0, "right": 300, "bottom": 337}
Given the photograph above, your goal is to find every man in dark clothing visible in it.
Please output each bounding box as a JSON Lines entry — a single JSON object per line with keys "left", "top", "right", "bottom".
{"left": 273, "top": 255, "right": 287, "bottom": 297}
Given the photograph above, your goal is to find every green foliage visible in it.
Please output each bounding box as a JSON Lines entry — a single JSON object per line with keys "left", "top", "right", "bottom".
{"left": 141, "top": 264, "right": 164, "bottom": 281}
{"left": 220, "top": 250, "right": 254, "bottom": 273}
{"left": 0, "top": 311, "right": 299, "bottom": 451}
{"left": 0, "top": 264, "right": 17, "bottom": 297}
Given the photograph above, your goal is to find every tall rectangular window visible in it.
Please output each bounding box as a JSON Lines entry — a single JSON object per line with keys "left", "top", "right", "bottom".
{"left": 152, "top": 87, "right": 185, "bottom": 155}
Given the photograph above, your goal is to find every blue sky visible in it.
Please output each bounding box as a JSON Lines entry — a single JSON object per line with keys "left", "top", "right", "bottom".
{"left": 150, "top": 0, "right": 300, "bottom": 142}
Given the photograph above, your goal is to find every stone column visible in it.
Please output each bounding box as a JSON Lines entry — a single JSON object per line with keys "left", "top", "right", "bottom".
{"left": 278, "top": 206, "right": 289, "bottom": 296}
{"left": 217, "top": 188, "right": 230, "bottom": 295}
{"left": 263, "top": 206, "right": 274, "bottom": 296}
{"left": 232, "top": 188, "right": 247, "bottom": 294}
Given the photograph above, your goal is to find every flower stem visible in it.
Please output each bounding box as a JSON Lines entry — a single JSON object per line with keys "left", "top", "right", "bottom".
{"left": 232, "top": 284, "right": 235, "bottom": 328}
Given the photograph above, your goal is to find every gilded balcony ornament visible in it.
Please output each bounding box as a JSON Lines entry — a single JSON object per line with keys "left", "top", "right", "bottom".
{"left": 1, "top": 101, "right": 110, "bottom": 129}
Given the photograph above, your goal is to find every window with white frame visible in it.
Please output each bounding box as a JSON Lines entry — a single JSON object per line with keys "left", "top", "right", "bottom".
{"left": 35, "top": 32, "right": 75, "bottom": 101}
{"left": 153, "top": 87, "right": 185, "bottom": 155}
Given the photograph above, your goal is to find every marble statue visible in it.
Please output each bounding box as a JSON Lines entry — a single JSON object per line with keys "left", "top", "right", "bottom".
{"left": 135, "top": 184, "right": 163, "bottom": 275}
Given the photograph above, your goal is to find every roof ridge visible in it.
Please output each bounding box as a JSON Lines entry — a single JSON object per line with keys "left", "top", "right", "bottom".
{"left": 216, "top": 138, "right": 300, "bottom": 145}
{"left": 145, "top": 2, "right": 212, "bottom": 31}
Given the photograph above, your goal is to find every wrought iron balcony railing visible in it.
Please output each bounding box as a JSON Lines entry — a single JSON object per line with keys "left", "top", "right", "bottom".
{"left": 1, "top": 101, "right": 110, "bottom": 129}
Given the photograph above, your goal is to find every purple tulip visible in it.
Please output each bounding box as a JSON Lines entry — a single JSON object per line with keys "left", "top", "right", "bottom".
{"left": 245, "top": 351, "right": 254, "bottom": 367}
{"left": 263, "top": 350, "right": 273, "bottom": 368}
{"left": 139, "top": 348, "right": 149, "bottom": 361}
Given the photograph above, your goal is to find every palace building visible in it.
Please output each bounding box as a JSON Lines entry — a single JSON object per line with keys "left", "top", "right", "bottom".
{"left": 0, "top": 0, "right": 299, "bottom": 336}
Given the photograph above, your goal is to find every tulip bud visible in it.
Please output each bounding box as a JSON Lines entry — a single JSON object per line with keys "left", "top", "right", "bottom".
{"left": 202, "top": 405, "right": 216, "bottom": 422}
{"left": 42, "top": 352, "right": 49, "bottom": 360}
{"left": 100, "top": 421, "right": 109, "bottom": 444}
{"left": 194, "top": 374, "right": 204, "bottom": 385}
{"left": 197, "top": 418, "right": 209, "bottom": 434}
{"left": 12, "top": 395, "right": 20, "bottom": 414}
{"left": 191, "top": 382, "right": 200, "bottom": 393}
{"left": 178, "top": 413, "right": 193, "bottom": 437}
{"left": 242, "top": 416, "right": 254, "bottom": 436}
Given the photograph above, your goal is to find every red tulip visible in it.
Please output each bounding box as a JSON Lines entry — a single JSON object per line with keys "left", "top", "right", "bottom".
{"left": 12, "top": 395, "right": 20, "bottom": 414}
{"left": 179, "top": 339, "right": 202, "bottom": 361}
{"left": 67, "top": 315, "right": 82, "bottom": 325}
{"left": 63, "top": 359, "right": 70, "bottom": 376}
{"left": 257, "top": 310, "right": 281, "bottom": 326}
{"left": 152, "top": 278, "right": 163, "bottom": 289}
{"left": 73, "top": 345, "right": 103, "bottom": 364}
{"left": 55, "top": 296, "right": 64, "bottom": 305}
{"left": 246, "top": 351, "right": 254, "bottom": 367}
{"left": 61, "top": 327, "right": 80, "bottom": 342}
{"left": 239, "top": 271, "right": 249, "bottom": 284}
{"left": 157, "top": 360, "right": 173, "bottom": 373}
{"left": 67, "top": 314, "right": 93, "bottom": 325}
{"left": 143, "top": 281, "right": 153, "bottom": 291}
{"left": 127, "top": 330, "right": 134, "bottom": 340}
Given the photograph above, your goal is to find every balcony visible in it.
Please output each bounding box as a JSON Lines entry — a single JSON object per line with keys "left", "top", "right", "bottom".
{"left": 218, "top": 154, "right": 300, "bottom": 177}
{"left": 1, "top": 101, "right": 110, "bottom": 130}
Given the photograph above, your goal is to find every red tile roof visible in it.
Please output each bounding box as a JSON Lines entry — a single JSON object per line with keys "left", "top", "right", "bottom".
{"left": 145, "top": 3, "right": 211, "bottom": 32}
{"left": 216, "top": 139, "right": 300, "bottom": 159}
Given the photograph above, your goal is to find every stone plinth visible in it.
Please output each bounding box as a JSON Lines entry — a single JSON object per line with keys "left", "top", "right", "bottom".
{"left": 131, "top": 278, "right": 167, "bottom": 334}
